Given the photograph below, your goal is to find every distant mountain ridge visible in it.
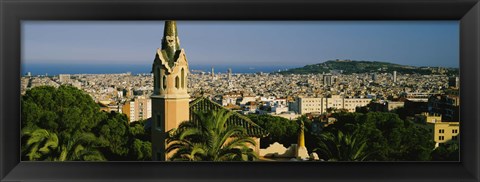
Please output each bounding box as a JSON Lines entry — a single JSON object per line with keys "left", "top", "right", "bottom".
{"left": 279, "top": 59, "right": 458, "bottom": 75}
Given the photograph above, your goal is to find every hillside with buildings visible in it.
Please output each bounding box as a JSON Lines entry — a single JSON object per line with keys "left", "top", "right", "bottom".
{"left": 279, "top": 59, "right": 458, "bottom": 75}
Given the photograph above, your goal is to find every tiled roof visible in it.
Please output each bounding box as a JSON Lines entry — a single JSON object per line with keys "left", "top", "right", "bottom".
{"left": 189, "top": 97, "right": 269, "bottom": 138}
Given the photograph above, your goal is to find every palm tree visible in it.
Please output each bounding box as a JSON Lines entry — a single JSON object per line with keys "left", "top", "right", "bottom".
{"left": 22, "top": 127, "right": 106, "bottom": 161}
{"left": 22, "top": 128, "right": 59, "bottom": 161}
{"left": 166, "top": 110, "right": 257, "bottom": 161}
{"left": 55, "top": 132, "right": 106, "bottom": 161}
{"left": 314, "top": 130, "right": 370, "bottom": 161}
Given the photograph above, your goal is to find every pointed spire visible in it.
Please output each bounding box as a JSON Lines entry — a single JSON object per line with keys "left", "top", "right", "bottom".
{"left": 298, "top": 120, "right": 305, "bottom": 147}
{"left": 163, "top": 21, "right": 178, "bottom": 38}
{"left": 161, "top": 21, "right": 180, "bottom": 64}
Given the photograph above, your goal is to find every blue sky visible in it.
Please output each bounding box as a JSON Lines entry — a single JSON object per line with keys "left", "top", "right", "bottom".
{"left": 22, "top": 21, "right": 459, "bottom": 68}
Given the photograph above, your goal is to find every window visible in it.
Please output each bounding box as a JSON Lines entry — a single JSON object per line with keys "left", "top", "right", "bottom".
{"left": 181, "top": 68, "right": 185, "bottom": 88}
{"left": 154, "top": 67, "right": 159, "bottom": 91}
{"left": 163, "top": 76, "right": 167, "bottom": 90}
{"left": 175, "top": 76, "right": 179, "bottom": 89}
{"left": 439, "top": 129, "right": 445, "bottom": 133}
{"left": 439, "top": 136, "right": 444, "bottom": 140}
{"left": 452, "top": 129, "right": 458, "bottom": 133}
{"left": 452, "top": 136, "right": 458, "bottom": 140}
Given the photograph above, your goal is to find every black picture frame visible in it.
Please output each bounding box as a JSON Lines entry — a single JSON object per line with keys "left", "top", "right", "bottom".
{"left": 1, "top": 0, "right": 479, "bottom": 181}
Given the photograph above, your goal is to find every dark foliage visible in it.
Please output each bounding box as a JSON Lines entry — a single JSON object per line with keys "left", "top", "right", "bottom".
{"left": 247, "top": 114, "right": 299, "bottom": 148}
{"left": 21, "top": 85, "right": 151, "bottom": 161}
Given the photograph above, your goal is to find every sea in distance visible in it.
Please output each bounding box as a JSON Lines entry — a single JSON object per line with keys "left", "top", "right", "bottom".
{"left": 22, "top": 64, "right": 300, "bottom": 76}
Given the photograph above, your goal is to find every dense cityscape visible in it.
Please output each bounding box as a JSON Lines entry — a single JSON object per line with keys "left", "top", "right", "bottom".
{"left": 21, "top": 21, "right": 459, "bottom": 162}
{"left": 21, "top": 61, "right": 460, "bottom": 161}
{"left": 21, "top": 66, "right": 458, "bottom": 117}
{"left": 21, "top": 65, "right": 459, "bottom": 119}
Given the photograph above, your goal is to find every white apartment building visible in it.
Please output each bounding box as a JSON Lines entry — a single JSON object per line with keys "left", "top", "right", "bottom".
{"left": 260, "top": 96, "right": 276, "bottom": 102}
{"left": 272, "top": 105, "right": 289, "bottom": 114}
{"left": 238, "top": 96, "right": 257, "bottom": 106}
{"left": 221, "top": 92, "right": 242, "bottom": 106}
{"left": 294, "top": 95, "right": 371, "bottom": 114}
{"left": 59, "top": 74, "right": 71, "bottom": 83}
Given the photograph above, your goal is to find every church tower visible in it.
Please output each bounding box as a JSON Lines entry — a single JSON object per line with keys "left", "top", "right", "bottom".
{"left": 151, "top": 21, "right": 190, "bottom": 161}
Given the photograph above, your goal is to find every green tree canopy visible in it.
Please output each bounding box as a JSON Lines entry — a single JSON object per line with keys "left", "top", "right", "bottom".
{"left": 247, "top": 114, "right": 299, "bottom": 148}
{"left": 314, "top": 130, "right": 370, "bottom": 161}
{"left": 21, "top": 85, "right": 151, "bottom": 161}
{"left": 321, "top": 112, "right": 434, "bottom": 161}
{"left": 431, "top": 141, "right": 459, "bottom": 161}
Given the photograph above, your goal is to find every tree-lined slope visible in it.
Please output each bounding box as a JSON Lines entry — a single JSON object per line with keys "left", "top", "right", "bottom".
{"left": 280, "top": 60, "right": 458, "bottom": 75}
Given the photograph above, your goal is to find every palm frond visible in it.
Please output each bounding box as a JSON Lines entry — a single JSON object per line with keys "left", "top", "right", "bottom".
{"left": 166, "top": 110, "right": 257, "bottom": 161}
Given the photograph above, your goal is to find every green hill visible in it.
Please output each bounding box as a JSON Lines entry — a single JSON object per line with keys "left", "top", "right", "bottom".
{"left": 279, "top": 60, "right": 458, "bottom": 75}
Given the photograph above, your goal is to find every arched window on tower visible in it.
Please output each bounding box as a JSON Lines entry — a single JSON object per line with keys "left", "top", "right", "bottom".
{"left": 163, "top": 75, "right": 167, "bottom": 90}
{"left": 156, "top": 67, "right": 160, "bottom": 92}
{"left": 175, "top": 76, "right": 179, "bottom": 89}
{"left": 181, "top": 68, "right": 185, "bottom": 89}
{"left": 154, "top": 67, "right": 158, "bottom": 91}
